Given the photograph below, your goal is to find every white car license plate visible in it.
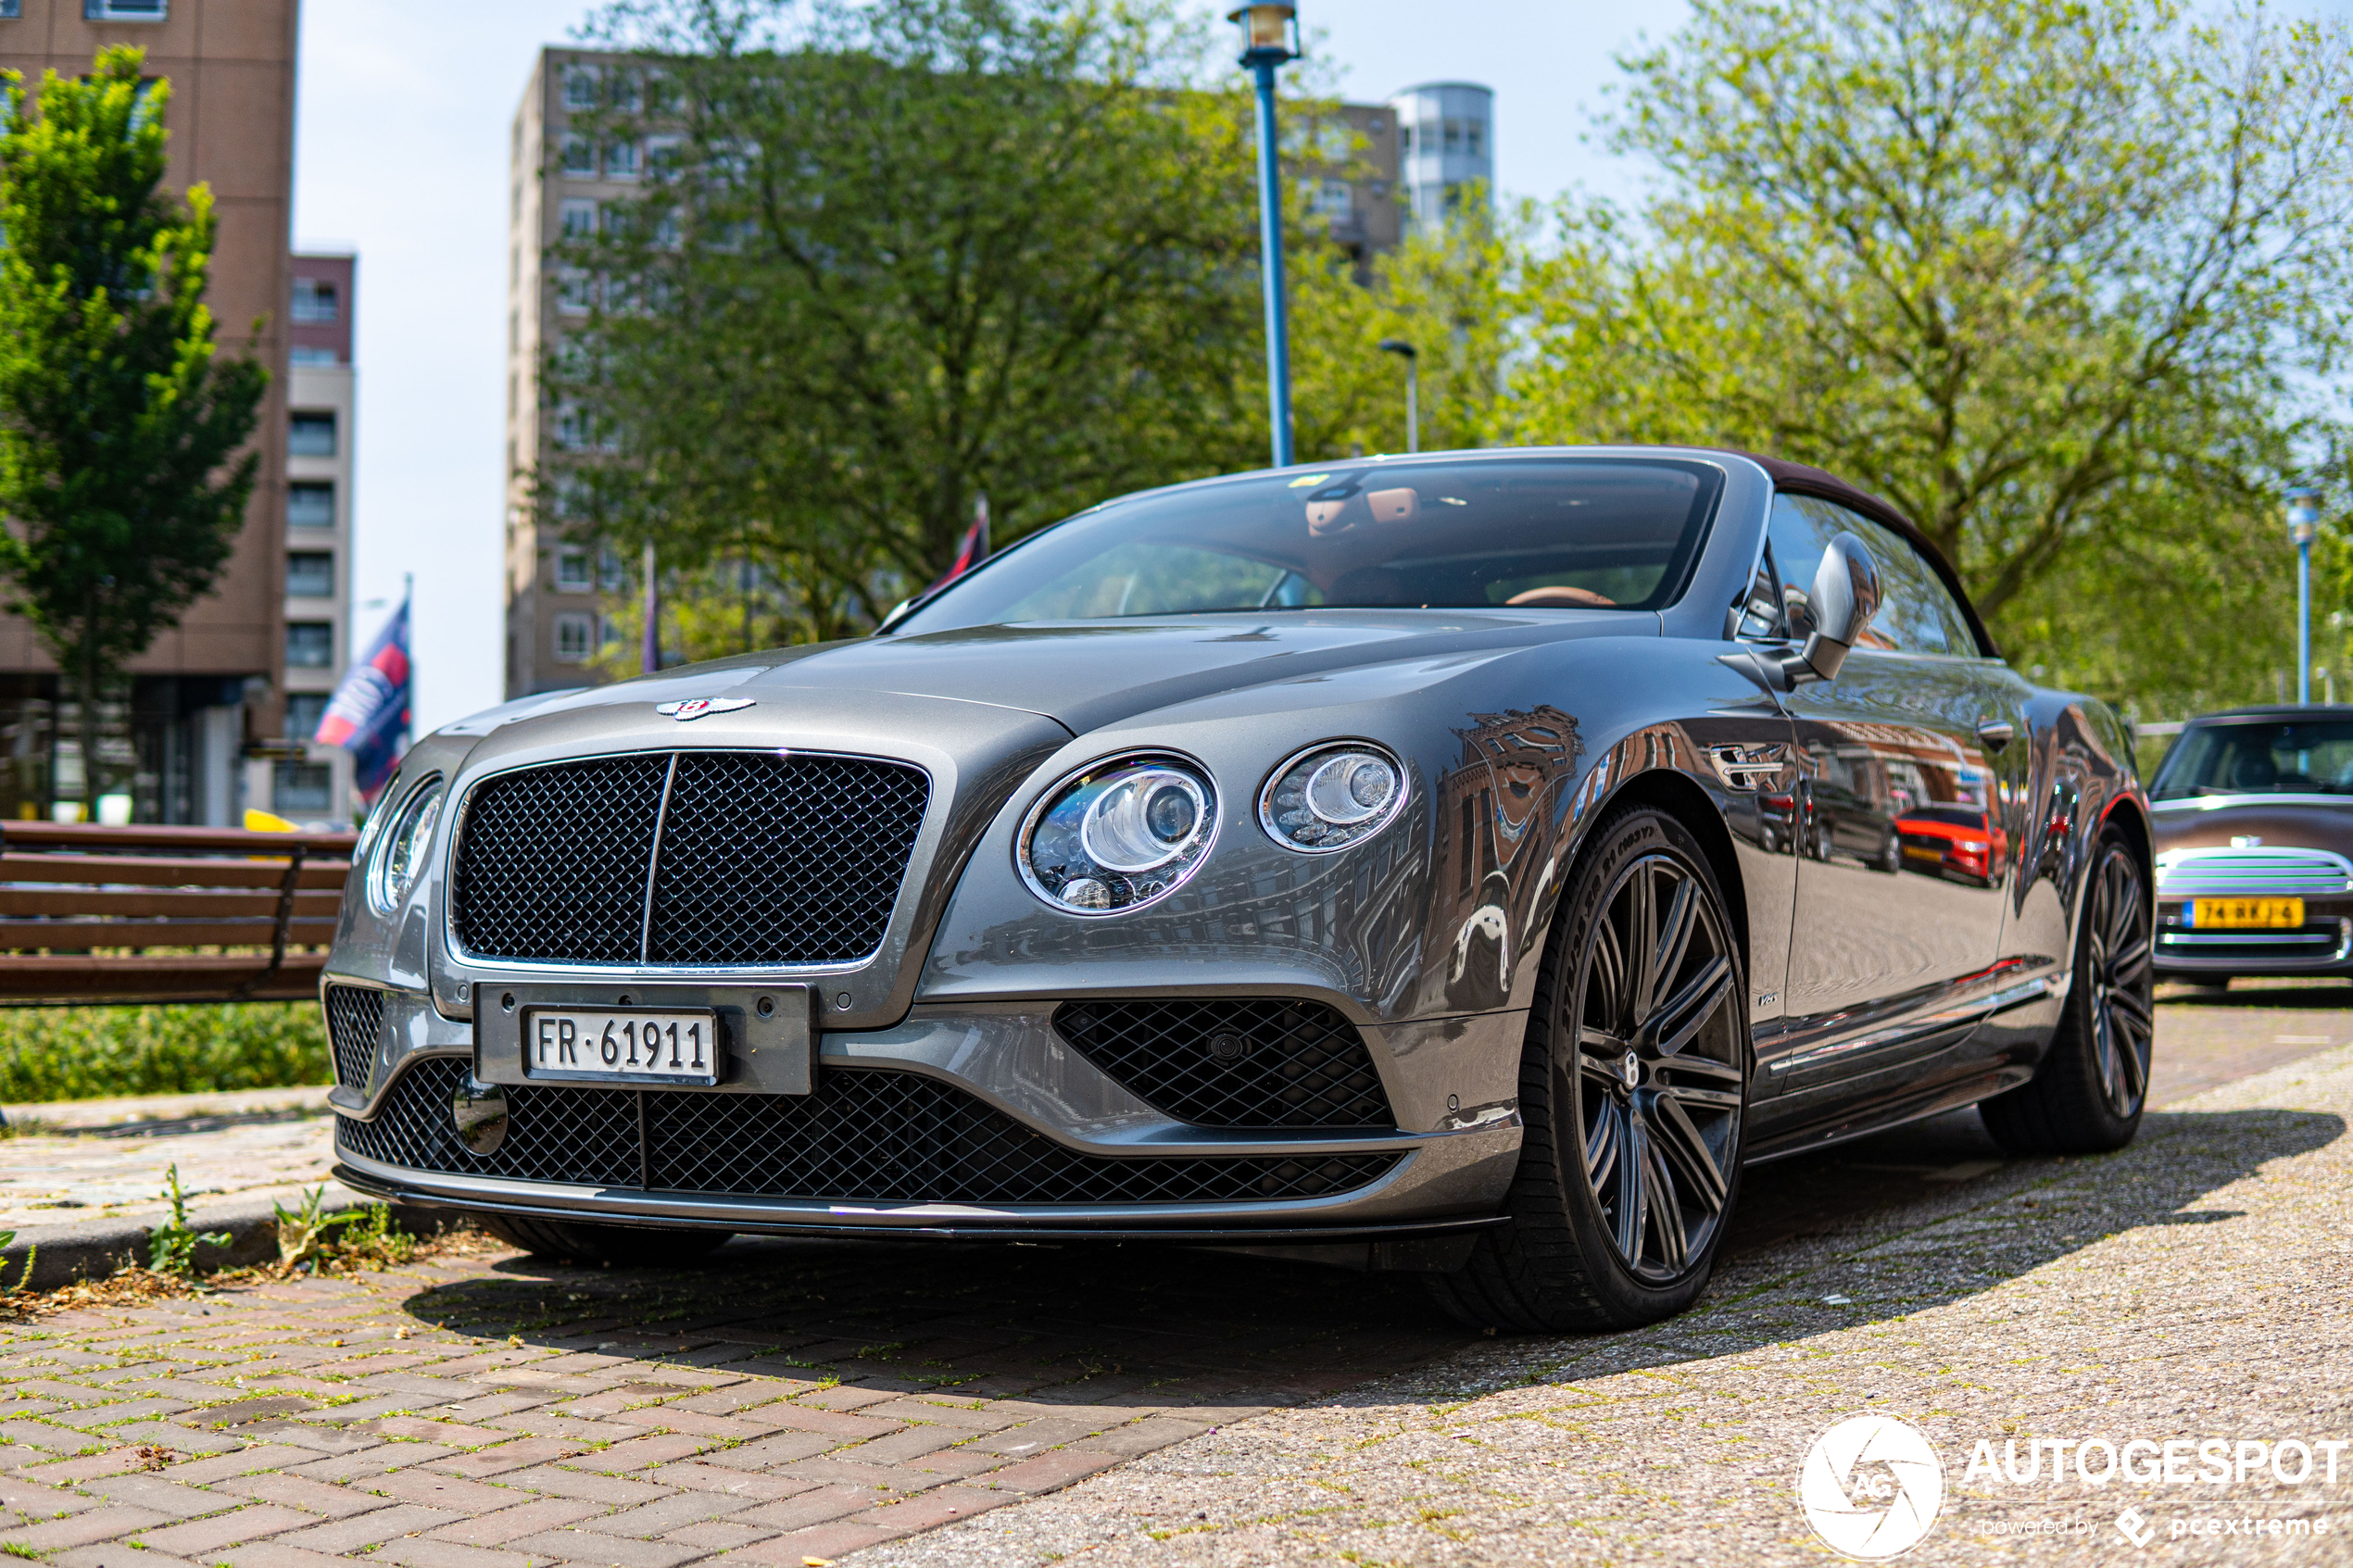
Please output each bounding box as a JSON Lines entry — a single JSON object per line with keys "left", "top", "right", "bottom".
{"left": 524, "top": 1008, "right": 721, "bottom": 1085}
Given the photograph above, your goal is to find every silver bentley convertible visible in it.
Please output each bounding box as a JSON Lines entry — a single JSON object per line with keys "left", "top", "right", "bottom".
{"left": 324, "top": 447, "right": 2154, "bottom": 1331}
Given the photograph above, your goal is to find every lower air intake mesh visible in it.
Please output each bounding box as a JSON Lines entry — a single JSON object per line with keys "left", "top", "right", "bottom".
{"left": 322, "top": 985, "right": 385, "bottom": 1092}
{"left": 338, "top": 1057, "right": 1397, "bottom": 1205}
{"left": 1052, "top": 998, "right": 1394, "bottom": 1129}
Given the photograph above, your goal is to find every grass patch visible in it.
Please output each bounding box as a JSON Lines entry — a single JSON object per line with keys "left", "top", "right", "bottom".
{"left": 0, "top": 1003, "right": 327, "bottom": 1104}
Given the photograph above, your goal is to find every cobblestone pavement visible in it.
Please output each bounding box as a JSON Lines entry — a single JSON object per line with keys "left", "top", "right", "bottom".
{"left": 0, "top": 985, "right": 2345, "bottom": 1566}
{"left": 0, "top": 1088, "right": 342, "bottom": 1235}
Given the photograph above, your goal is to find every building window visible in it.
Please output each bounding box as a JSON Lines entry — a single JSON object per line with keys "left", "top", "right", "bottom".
{"left": 291, "top": 277, "right": 339, "bottom": 323}
{"left": 85, "top": 0, "right": 167, "bottom": 18}
{"left": 605, "top": 140, "right": 640, "bottom": 181}
{"left": 600, "top": 547, "right": 628, "bottom": 592}
{"left": 286, "top": 622, "right": 335, "bottom": 669}
{"left": 289, "top": 412, "right": 336, "bottom": 457}
{"left": 554, "top": 548, "right": 593, "bottom": 593}
{"left": 562, "top": 66, "right": 599, "bottom": 111}
{"left": 285, "top": 693, "right": 330, "bottom": 741}
{"left": 553, "top": 612, "right": 596, "bottom": 664}
{"left": 288, "top": 481, "right": 334, "bottom": 528}
{"left": 560, "top": 198, "right": 598, "bottom": 239}
{"left": 555, "top": 271, "right": 594, "bottom": 316}
{"left": 289, "top": 345, "right": 338, "bottom": 367}
{"left": 560, "top": 137, "right": 596, "bottom": 176}
{"left": 286, "top": 551, "right": 334, "bottom": 597}
{"left": 0, "top": 3, "right": 21, "bottom": 20}
{"left": 273, "top": 762, "right": 333, "bottom": 814}
{"left": 1302, "top": 178, "right": 1353, "bottom": 220}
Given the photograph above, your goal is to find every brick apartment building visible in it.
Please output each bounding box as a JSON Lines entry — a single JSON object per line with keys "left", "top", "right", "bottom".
{"left": 501, "top": 45, "right": 1496, "bottom": 699}
{"left": 0, "top": 0, "right": 309, "bottom": 824}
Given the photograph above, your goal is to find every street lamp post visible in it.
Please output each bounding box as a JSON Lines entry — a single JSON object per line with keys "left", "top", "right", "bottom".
{"left": 2289, "top": 488, "right": 2321, "bottom": 705}
{"left": 1231, "top": 4, "right": 1301, "bottom": 469}
{"left": 1378, "top": 338, "right": 1418, "bottom": 454}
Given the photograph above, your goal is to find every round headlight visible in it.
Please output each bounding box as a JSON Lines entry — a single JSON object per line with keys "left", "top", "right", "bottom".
{"left": 1260, "top": 743, "right": 1407, "bottom": 853}
{"left": 366, "top": 775, "right": 445, "bottom": 914}
{"left": 1019, "top": 755, "right": 1217, "bottom": 914}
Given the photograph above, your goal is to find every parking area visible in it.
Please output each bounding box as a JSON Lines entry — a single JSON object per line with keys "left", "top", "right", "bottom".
{"left": 1, "top": 979, "right": 2348, "bottom": 1565}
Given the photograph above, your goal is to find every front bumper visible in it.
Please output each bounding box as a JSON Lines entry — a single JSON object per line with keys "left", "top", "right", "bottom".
{"left": 2155, "top": 901, "right": 2353, "bottom": 975}
{"left": 327, "top": 990, "right": 1526, "bottom": 1241}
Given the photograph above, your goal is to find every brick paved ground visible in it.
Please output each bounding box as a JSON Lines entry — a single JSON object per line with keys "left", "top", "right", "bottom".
{"left": 0, "top": 981, "right": 2343, "bottom": 1566}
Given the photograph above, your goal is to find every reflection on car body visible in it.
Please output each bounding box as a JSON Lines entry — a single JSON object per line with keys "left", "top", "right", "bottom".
{"left": 321, "top": 446, "right": 2154, "bottom": 1333}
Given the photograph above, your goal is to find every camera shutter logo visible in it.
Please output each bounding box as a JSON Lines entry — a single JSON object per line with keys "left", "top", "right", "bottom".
{"left": 1799, "top": 1415, "right": 1945, "bottom": 1560}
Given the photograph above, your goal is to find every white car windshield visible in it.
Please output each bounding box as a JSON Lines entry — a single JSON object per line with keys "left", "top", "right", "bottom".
{"left": 892, "top": 457, "right": 1725, "bottom": 634}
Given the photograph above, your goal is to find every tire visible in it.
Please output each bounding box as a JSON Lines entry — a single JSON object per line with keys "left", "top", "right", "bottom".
{"left": 1979, "top": 828, "right": 2154, "bottom": 1154}
{"left": 1427, "top": 805, "right": 1750, "bottom": 1332}
{"left": 476, "top": 1212, "right": 731, "bottom": 1267}
{"left": 1878, "top": 832, "right": 1903, "bottom": 874}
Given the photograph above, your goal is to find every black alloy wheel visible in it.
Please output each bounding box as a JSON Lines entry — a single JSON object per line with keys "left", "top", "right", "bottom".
{"left": 1980, "top": 829, "right": 2155, "bottom": 1153}
{"left": 1429, "top": 806, "right": 1749, "bottom": 1331}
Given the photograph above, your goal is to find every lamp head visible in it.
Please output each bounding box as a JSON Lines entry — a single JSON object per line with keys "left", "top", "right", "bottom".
{"left": 2289, "top": 486, "right": 2322, "bottom": 545}
{"left": 1229, "top": 3, "right": 1300, "bottom": 66}
{"left": 1378, "top": 338, "right": 1416, "bottom": 360}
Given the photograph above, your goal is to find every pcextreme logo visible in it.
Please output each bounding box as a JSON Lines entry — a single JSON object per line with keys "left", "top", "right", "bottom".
{"left": 1800, "top": 1416, "right": 1947, "bottom": 1560}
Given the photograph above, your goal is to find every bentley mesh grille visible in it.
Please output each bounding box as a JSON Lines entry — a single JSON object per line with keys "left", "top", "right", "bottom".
{"left": 449, "top": 750, "right": 929, "bottom": 966}
{"left": 1052, "top": 999, "right": 1394, "bottom": 1129}
{"left": 452, "top": 754, "right": 668, "bottom": 962}
{"left": 648, "top": 751, "right": 931, "bottom": 965}
{"left": 337, "top": 1057, "right": 1398, "bottom": 1205}
{"left": 322, "top": 985, "right": 384, "bottom": 1092}
{"left": 2157, "top": 847, "right": 2353, "bottom": 897}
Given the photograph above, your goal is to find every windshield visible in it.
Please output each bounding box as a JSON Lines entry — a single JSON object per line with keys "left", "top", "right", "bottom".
{"left": 892, "top": 457, "right": 1724, "bottom": 634}
{"left": 2151, "top": 719, "right": 2353, "bottom": 799}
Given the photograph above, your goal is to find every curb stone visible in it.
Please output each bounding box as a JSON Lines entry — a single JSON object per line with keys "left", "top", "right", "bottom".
{"left": 0, "top": 1188, "right": 457, "bottom": 1291}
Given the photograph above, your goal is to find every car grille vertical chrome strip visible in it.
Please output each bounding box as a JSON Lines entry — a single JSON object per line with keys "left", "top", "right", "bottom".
{"left": 638, "top": 752, "right": 680, "bottom": 964}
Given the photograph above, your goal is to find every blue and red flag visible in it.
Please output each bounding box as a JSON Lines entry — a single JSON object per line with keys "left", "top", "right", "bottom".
{"left": 316, "top": 596, "right": 411, "bottom": 801}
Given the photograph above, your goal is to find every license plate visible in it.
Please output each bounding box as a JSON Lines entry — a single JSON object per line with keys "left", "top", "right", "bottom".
{"left": 524, "top": 1008, "right": 722, "bottom": 1085}
{"left": 2190, "top": 897, "right": 2305, "bottom": 930}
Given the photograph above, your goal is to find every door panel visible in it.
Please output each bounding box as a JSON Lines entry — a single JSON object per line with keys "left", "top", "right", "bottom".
{"left": 1757, "top": 495, "right": 2021, "bottom": 1092}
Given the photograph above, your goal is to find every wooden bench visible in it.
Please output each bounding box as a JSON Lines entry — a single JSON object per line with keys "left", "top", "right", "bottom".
{"left": 0, "top": 822, "right": 358, "bottom": 1006}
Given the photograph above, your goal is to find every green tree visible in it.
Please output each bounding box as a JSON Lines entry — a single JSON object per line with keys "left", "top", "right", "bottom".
{"left": 551, "top": 0, "right": 1271, "bottom": 636}
{"left": 1506, "top": 0, "right": 2353, "bottom": 710}
{"left": 0, "top": 47, "right": 267, "bottom": 809}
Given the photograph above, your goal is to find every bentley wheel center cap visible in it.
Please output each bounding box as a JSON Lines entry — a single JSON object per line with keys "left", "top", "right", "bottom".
{"left": 1622, "top": 1050, "right": 1642, "bottom": 1088}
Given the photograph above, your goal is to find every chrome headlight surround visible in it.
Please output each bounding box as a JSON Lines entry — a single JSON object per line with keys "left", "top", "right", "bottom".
{"left": 1016, "top": 752, "right": 1219, "bottom": 916}
{"left": 1259, "top": 741, "right": 1409, "bottom": 854}
{"left": 365, "top": 773, "right": 446, "bottom": 915}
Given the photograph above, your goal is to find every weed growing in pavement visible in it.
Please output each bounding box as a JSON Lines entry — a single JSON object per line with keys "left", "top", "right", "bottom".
{"left": 148, "top": 1164, "right": 231, "bottom": 1280}
{"left": 0, "top": 1231, "right": 32, "bottom": 1299}
{"left": 271, "top": 1186, "right": 422, "bottom": 1274}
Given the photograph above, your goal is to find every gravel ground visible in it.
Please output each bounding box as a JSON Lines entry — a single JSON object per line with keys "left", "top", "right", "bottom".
{"left": 856, "top": 1039, "right": 2353, "bottom": 1567}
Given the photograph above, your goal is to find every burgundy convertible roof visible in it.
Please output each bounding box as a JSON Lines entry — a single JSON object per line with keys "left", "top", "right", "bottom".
{"left": 1715, "top": 448, "right": 1999, "bottom": 659}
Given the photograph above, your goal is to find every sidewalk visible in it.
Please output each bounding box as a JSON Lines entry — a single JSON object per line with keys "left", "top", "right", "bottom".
{"left": 0, "top": 1085, "right": 343, "bottom": 1237}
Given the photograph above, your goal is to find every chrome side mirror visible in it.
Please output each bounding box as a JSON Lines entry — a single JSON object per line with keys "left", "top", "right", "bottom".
{"left": 1793, "top": 532, "right": 1881, "bottom": 684}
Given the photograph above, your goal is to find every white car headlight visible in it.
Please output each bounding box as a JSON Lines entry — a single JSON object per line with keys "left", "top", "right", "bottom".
{"left": 1260, "top": 742, "right": 1407, "bottom": 853}
{"left": 366, "top": 774, "right": 445, "bottom": 914}
{"left": 1018, "top": 755, "right": 1216, "bottom": 914}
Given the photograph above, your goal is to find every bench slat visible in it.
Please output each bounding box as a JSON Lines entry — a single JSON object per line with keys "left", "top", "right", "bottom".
{"left": 0, "top": 853, "right": 352, "bottom": 891}
{"left": 3, "top": 822, "right": 358, "bottom": 854}
{"left": 0, "top": 952, "right": 331, "bottom": 1006}
{"left": 0, "top": 920, "right": 340, "bottom": 951}
{"left": 0, "top": 888, "right": 345, "bottom": 919}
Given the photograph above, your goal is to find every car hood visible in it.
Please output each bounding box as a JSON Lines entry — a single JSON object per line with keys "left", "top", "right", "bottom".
{"left": 2153, "top": 795, "right": 2353, "bottom": 854}
{"left": 461, "top": 609, "right": 1657, "bottom": 740}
